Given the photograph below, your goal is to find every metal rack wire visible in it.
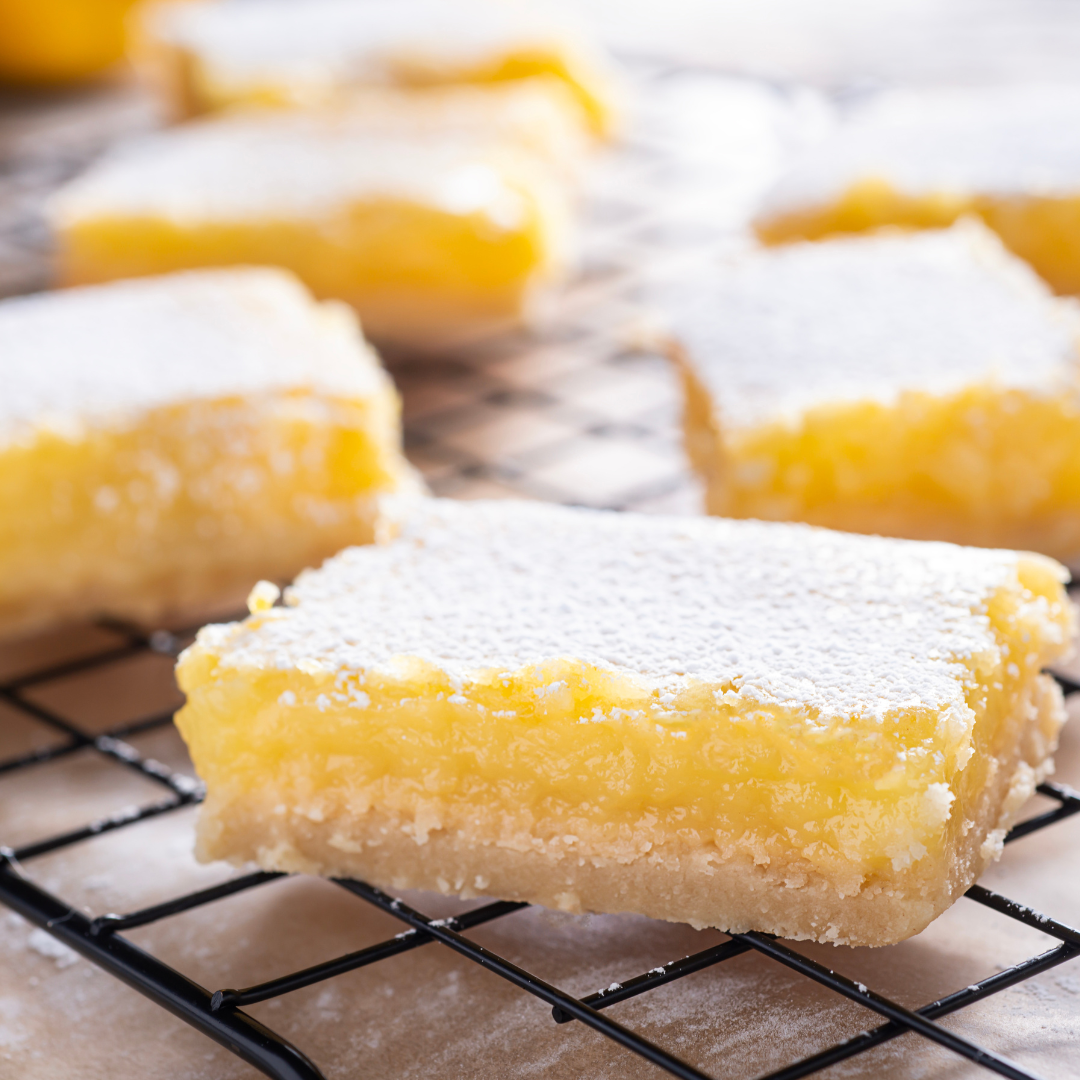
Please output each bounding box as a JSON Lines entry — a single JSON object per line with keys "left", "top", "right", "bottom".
{"left": 0, "top": 621, "right": 1078, "bottom": 1080}
{"left": 1, "top": 61, "right": 1079, "bottom": 1079}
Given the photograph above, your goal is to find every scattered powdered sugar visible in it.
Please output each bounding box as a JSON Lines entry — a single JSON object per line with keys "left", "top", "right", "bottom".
{"left": 26, "top": 930, "right": 79, "bottom": 970}
{"left": 197, "top": 498, "right": 1051, "bottom": 719}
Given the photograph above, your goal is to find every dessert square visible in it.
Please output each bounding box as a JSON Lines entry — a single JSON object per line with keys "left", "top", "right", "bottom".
{"left": 665, "top": 223, "right": 1080, "bottom": 561}
{"left": 0, "top": 267, "right": 416, "bottom": 638}
{"left": 175, "top": 497, "right": 1073, "bottom": 946}
{"left": 756, "top": 84, "right": 1080, "bottom": 294}
{"left": 0, "top": 0, "right": 138, "bottom": 85}
{"left": 48, "top": 104, "right": 572, "bottom": 348}
{"left": 138, "top": 0, "right": 622, "bottom": 136}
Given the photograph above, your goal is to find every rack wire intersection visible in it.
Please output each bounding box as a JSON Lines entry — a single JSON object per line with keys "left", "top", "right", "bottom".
{"left": 0, "top": 619, "right": 1077, "bottom": 1080}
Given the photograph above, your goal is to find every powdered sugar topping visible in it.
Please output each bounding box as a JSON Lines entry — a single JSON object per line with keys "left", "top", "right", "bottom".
{"left": 0, "top": 268, "right": 386, "bottom": 446}
{"left": 49, "top": 105, "right": 539, "bottom": 227}
{"left": 760, "top": 83, "right": 1080, "bottom": 215}
{"left": 197, "top": 498, "right": 1049, "bottom": 720}
{"left": 148, "top": 0, "right": 590, "bottom": 87}
{"left": 665, "top": 223, "right": 1080, "bottom": 430}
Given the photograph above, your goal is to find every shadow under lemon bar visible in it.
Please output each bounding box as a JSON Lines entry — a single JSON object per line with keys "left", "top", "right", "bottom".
{"left": 136, "top": 0, "right": 623, "bottom": 136}
{"left": 175, "top": 498, "right": 1073, "bottom": 947}
{"left": 756, "top": 85, "right": 1080, "bottom": 295}
{"left": 0, "top": 267, "right": 417, "bottom": 638}
{"left": 48, "top": 104, "right": 572, "bottom": 349}
{"left": 665, "top": 222, "right": 1080, "bottom": 563}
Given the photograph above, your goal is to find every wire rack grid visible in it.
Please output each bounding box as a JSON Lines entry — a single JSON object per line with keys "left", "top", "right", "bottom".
{"left": 0, "top": 62, "right": 1079, "bottom": 1079}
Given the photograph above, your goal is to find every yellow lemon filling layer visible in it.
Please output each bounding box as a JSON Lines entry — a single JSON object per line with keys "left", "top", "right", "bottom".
{"left": 755, "top": 85, "right": 1080, "bottom": 294}
{"left": 1, "top": 396, "right": 398, "bottom": 636}
{"left": 758, "top": 179, "right": 1080, "bottom": 297}
{"left": 175, "top": 499, "right": 1073, "bottom": 945}
{"left": 686, "top": 376, "right": 1080, "bottom": 559}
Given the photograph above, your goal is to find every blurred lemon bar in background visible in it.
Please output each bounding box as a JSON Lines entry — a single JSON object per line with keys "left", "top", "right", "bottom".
{"left": 49, "top": 105, "right": 572, "bottom": 348}
{"left": 137, "top": 0, "right": 623, "bottom": 136}
{"left": 0, "top": 267, "right": 416, "bottom": 639}
{"left": 0, "top": 0, "right": 141, "bottom": 85}
{"left": 756, "top": 85, "right": 1080, "bottom": 295}
{"left": 256, "top": 78, "right": 592, "bottom": 177}
{"left": 664, "top": 222, "right": 1080, "bottom": 561}
{"left": 176, "top": 498, "right": 1073, "bottom": 946}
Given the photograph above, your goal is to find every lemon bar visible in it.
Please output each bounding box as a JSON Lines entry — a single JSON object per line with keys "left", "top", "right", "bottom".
{"left": 757, "top": 85, "right": 1080, "bottom": 294}
{"left": 137, "top": 0, "right": 621, "bottom": 136}
{"left": 175, "top": 498, "right": 1073, "bottom": 946}
{"left": 0, "top": 0, "right": 138, "bottom": 85}
{"left": 48, "top": 107, "right": 571, "bottom": 348}
{"left": 0, "top": 267, "right": 416, "bottom": 639}
{"left": 667, "top": 223, "right": 1080, "bottom": 561}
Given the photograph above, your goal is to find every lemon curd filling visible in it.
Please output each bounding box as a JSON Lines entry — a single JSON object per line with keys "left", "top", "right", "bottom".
{"left": 49, "top": 106, "right": 571, "bottom": 348}
{"left": 668, "top": 223, "right": 1080, "bottom": 563}
{"left": 0, "top": 268, "right": 416, "bottom": 638}
{"left": 175, "top": 499, "right": 1073, "bottom": 946}
{"left": 137, "top": 0, "right": 622, "bottom": 136}
{"left": 756, "top": 85, "right": 1080, "bottom": 295}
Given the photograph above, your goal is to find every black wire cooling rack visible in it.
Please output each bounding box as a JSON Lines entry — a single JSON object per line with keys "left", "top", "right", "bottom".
{"left": 0, "top": 620, "right": 1078, "bottom": 1080}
